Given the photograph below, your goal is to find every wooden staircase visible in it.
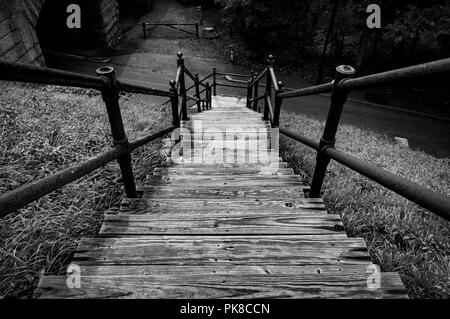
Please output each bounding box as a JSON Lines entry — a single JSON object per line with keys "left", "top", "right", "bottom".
{"left": 35, "top": 95, "right": 407, "bottom": 298}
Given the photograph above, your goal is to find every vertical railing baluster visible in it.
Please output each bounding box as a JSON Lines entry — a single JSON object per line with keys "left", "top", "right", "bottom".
{"left": 206, "top": 82, "right": 211, "bottom": 109}
{"left": 177, "top": 52, "right": 188, "bottom": 121}
{"left": 194, "top": 73, "right": 201, "bottom": 112}
{"left": 212, "top": 67, "right": 217, "bottom": 96}
{"left": 264, "top": 55, "right": 274, "bottom": 122}
{"left": 253, "top": 72, "right": 259, "bottom": 112}
{"left": 309, "top": 65, "right": 356, "bottom": 198}
{"left": 96, "top": 66, "right": 137, "bottom": 198}
{"left": 169, "top": 80, "right": 180, "bottom": 127}
{"left": 273, "top": 81, "right": 284, "bottom": 128}
{"left": 247, "top": 71, "right": 254, "bottom": 109}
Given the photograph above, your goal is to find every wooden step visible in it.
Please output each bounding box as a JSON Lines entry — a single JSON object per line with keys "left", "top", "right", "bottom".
{"left": 119, "top": 197, "right": 325, "bottom": 213}
{"left": 99, "top": 212, "right": 344, "bottom": 236}
{"left": 144, "top": 175, "right": 304, "bottom": 187}
{"left": 136, "top": 185, "right": 308, "bottom": 199}
{"left": 33, "top": 94, "right": 408, "bottom": 299}
{"left": 153, "top": 167, "right": 295, "bottom": 175}
{"left": 69, "top": 235, "right": 372, "bottom": 266}
{"left": 36, "top": 270, "right": 406, "bottom": 298}
{"left": 170, "top": 162, "right": 290, "bottom": 168}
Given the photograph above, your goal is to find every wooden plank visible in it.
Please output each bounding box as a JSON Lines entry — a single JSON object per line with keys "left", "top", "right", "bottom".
{"left": 58, "top": 264, "right": 379, "bottom": 276}
{"left": 72, "top": 235, "right": 372, "bottom": 266}
{"left": 137, "top": 185, "right": 307, "bottom": 199}
{"left": 144, "top": 177, "right": 304, "bottom": 188}
{"left": 171, "top": 162, "right": 290, "bottom": 168}
{"left": 36, "top": 272, "right": 407, "bottom": 299}
{"left": 99, "top": 213, "right": 344, "bottom": 236}
{"left": 153, "top": 167, "right": 295, "bottom": 175}
{"left": 147, "top": 174, "right": 300, "bottom": 180}
{"left": 119, "top": 197, "right": 325, "bottom": 213}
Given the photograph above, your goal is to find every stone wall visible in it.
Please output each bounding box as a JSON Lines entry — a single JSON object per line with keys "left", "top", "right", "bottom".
{"left": 0, "top": 0, "right": 120, "bottom": 66}
{"left": 87, "top": 0, "right": 121, "bottom": 47}
{"left": 0, "top": 0, "right": 45, "bottom": 65}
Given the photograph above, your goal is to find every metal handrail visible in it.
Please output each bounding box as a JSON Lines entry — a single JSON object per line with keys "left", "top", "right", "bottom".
{"left": 142, "top": 22, "right": 199, "bottom": 39}
{"left": 0, "top": 126, "right": 174, "bottom": 218}
{"left": 0, "top": 61, "right": 107, "bottom": 90}
{"left": 278, "top": 82, "right": 333, "bottom": 99}
{"left": 0, "top": 61, "right": 179, "bottom": 218}
{"left": 117, "top": 80, "right": 172, "bottom": 97}
{"left": 262, "top": 56, "right": 450, "bottom": 221}
{"left": 279, "top": 127, "right": 450, "bottom": 221}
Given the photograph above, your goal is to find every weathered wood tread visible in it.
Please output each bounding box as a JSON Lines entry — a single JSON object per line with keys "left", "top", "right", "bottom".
{"left": 35, "top": 94, "right": 407, "bottom": 299}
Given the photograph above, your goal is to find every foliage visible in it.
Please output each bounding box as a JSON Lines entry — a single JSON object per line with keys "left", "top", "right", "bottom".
{"left": 215, "top": 0, "right": 450, "bottom": 68}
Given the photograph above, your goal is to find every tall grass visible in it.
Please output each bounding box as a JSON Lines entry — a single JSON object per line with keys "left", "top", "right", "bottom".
{"left": 0, "top": 82, "right": 171, "bottom": 298}
{"left": 279, "top": 111, "right": 450, "bottom": 298}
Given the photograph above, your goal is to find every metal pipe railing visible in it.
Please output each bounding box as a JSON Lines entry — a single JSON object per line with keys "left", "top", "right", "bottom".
{"left": 269, "top": 67, "right": 279, "bottom": 91}
{"left": 324, "top": 147, "right": 450, "bottom": 221}
{"left": 341, "top": 58, "right": 450, "bottom": 92}
{"left": 117, "top": 80, "right": 172, "bottom": 97}
{"left": 0, "top": 61, "right": 107, "bottom": 90}
{"left": 278, "top": 82, "right": 333, "bottom": 99}
{"left": 0, "top": 126, "right": 175, "bottom": 218}
{"left": 309, "top": 65, "right": 355, "bottom": 198}
{"left": 96, "top": 67, "right": 137, "bottom": 198}
{"left": 0, "top": 146, "right": 126, "bottom": 218}
{"left": 253, "top": 68, "right": 267, "bottom": 83}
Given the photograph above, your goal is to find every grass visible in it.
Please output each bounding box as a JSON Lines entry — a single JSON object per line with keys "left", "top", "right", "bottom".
{"left": 279, "top": 111, "right": 450, "bottom": 298}
{"left": 0, "top": 81, "right": 171, "bottom": 298}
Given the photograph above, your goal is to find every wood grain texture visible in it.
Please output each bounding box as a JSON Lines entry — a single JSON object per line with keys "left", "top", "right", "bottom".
{"left": 99, "top": 213, "right": 344, "bottom": 235}
{"left": 137, "top": 185, "right": 308, "bottom": 199}
{"left": 72, "top": 235, "right": 372, "bottom": 266}
{"left": 119, "top": 198, "right": 326, "bottom": 213}
{"left": 144, "top": 175, "right": 304, "bottom": 187}
{"left": 153, "top": 167, "right": 295, "bottom": 175}
{"left": 36, "top": 272, "right": 407, "bottom": 299}
{"left": 35, "top": 94, "right": 408, "bottom": 299}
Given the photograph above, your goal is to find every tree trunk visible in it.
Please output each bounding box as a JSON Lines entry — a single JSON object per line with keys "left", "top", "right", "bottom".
{"left": 356, "top": 29, "right": 369, "bottom": 71}
{"left": 316, "top": 0, "right": 339, "bottom": 85}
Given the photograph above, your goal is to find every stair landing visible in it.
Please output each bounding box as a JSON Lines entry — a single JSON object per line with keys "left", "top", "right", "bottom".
{"left": 35, "top": 95, "right": 407, "bottom": 298}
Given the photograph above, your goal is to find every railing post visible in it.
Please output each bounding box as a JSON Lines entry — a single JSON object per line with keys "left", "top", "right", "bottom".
{"left": 273, "top": 81, "right": 284, "bottom": 128}
{"left": 142, "top": 23, "right": 147, "bottom": 39}
{"left": 169, "top": 80, "right": 180, "bottom": 127}
{"left": 96, "top": 66, "right": 137, "bottom": 198}
{"left": 177, "top": 52, "right": 188, "bottom": 121}
{"left": 247, "top": 80, "right": 252, "bottom": 109}
{"left": 253, "top": 72, "right": 259, "bottom": 112}
{"left": 247, "top": 71, "right": 254, "bottom": 109}
{"left": 309, "top": 65, "right": 356, "bottom": 198}
{"left": 264, "top": 55, "right": 274, "bottom": 121}
{"left": 194, "top": 72, "right": 201, "bottom": 112}
{"left": 196, "top": 23, "right": 199, "bottom": 38}
{"left": 206, "top": 82, "right": 211, "bottom": 109}
{"left": 212, "top": 67, "right": 217, "bottom": 96}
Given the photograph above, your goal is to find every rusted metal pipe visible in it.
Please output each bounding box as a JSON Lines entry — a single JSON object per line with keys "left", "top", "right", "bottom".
{"left": 96, "top": 66, "right": 137, "bottom": 198}
{"left": 117, "top": 80, "right": 172, "bottom": 97}
{"left": 278, "top": 82, "right": 333, "bottom": 99}
{"left": 0, "top": 61, "right": 107, "bottom": 90}
{"left": 0, "top": 147, "right": 125, "bottom": 218}
{"left": 341, "top": 58, "right": 450, "bottom": 92}
{"left": 310, "top": 65, "right": 356, "bottom": 198}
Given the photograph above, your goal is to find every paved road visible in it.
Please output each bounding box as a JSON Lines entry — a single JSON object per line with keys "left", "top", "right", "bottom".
{"left": 46, "top": 52, "right": 450, "bottom": 158}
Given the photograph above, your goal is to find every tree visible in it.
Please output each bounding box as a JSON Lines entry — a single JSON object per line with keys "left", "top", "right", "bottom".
{"left": 315, "top": 0, "right": 340, "bottom": 84}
